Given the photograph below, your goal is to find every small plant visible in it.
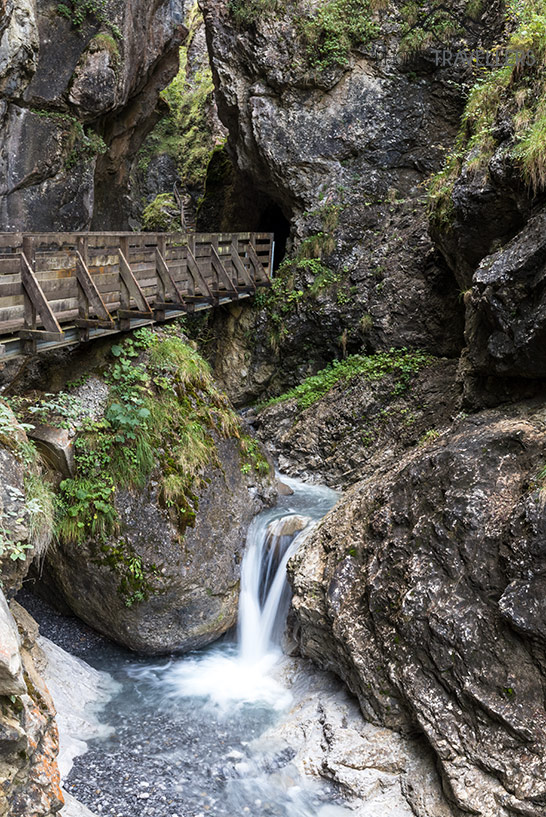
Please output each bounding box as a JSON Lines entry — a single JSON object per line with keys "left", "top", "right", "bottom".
{"left": 57, "top": 0, "right": 122, "bottom": 38}
{"left": 229, "top": 0, "right": 284, "bottom": 25}
{"left": 299, "top": 0, "right": 380, "bottom": 71}
{"left": 419, "top": 429, "right": 440, "bottom": 445}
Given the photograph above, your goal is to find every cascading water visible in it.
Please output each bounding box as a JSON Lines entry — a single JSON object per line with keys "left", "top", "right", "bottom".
{"left": 157, "top": 477, "right": 337, "bottom": 709}
{"left": 238, "top": 513, "right": 311, "bottom": 664}
{"left": 39, "top": 477, "right": 352, "bottom": 817}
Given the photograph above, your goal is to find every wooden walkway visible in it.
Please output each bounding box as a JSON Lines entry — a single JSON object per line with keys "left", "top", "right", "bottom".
{"left": 0, "top": 232, "right": 274, "bottom": 358}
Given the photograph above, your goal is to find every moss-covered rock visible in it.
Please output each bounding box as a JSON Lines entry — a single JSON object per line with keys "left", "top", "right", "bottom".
{"left": 32, "top": 326, "right": 275, "bottom": 653}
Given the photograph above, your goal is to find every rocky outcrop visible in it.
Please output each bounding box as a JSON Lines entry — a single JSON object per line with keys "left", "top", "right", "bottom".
{"left": 254, "top": 357, "right": 460, "bottom": 488}
{"left": 254, "top": 659, "right": 454, "bottom": 817}
{"left": 197, "top": 0, "right": 506, "bottom": 399}
{"left": 289, "top": 403, "right": 546, "bottom": 817}
{"left": 30, "top": 328, "right": 275, "bottom": 653}
{"left": 464, "top": 210, "right": 546, "bottom": 380}
{"left": 0, "top": 0, "right": 187, "bottom": 230}
{"left": 0, "top": 595, "right": 63, "bottom": 817}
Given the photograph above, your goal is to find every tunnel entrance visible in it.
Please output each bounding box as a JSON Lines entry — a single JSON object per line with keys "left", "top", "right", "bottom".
{"left": 196, "top": 147, "right": 291, "bottom": 269}
{"left": 257, "top": 203, "right": 290, "bottom": 271}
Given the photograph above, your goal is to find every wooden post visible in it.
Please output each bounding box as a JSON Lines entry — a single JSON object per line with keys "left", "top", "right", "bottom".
{"left": 77, "top": 235, "right": 90, "bottom": 341}
{"left": 22, "top": 236, "right": 36, "bottom": 343}
{"left": 119, "top": 235, "right": 130, "bottom": 330}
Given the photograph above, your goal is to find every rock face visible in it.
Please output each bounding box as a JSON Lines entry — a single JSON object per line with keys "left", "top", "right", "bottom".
{"left": 0, "top": 596, "right": 63, "bottom": 817}
{"left": 198, "top": 0, "right": 505, "bottom": 399}
{"left": 465, "top": 211, "right": 546, "bottom": 380}
{"left": 0, "top": 0, "right": 186, "bottom": 230}
{"left": 289, "top": 403, "right": 546, "bottom": 817}
{"left": 254, "top": 358, "right": 460, "bottom": 488}
{"left": 43, "top": 436, "right": 273, "bottom": 653}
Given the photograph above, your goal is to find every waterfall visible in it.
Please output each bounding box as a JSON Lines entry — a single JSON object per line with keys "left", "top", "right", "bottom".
{"left": 238, "top": 513, "right": 312, "bottom": 664}
{"left": 155, "top": 477, "right": 339, "bottom": 709}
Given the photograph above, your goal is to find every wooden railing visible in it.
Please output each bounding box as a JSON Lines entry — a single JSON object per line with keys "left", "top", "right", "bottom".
{"left": 0, "top": 231, "right": 273, "bottom": 357}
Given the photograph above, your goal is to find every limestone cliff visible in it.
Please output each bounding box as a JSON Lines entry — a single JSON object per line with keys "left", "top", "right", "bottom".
{"left": 0, "top": 0, "right": 187, "bottom": 230}
{"left": 198, "top": 0, "right": 505, "bottom": 403}
{"left": 289, "top": 403, "right": 546, "bottom": 817}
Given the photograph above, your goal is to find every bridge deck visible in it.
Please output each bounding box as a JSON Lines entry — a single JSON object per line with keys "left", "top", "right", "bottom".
{"left": 0, "top": 231, "right": 273, "bottom": 358}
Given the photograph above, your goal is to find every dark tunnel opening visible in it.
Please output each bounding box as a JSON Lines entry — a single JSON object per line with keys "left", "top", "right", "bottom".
{"left": 257, "top": 202, "right": 290, "bottom": 271}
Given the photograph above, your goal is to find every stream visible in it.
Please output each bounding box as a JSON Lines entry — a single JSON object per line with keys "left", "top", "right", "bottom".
{"left": 24, "top": 477, "right": 355, "bottom": 817}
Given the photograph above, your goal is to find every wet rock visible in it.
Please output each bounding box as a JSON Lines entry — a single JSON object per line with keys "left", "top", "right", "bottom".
{"left": 0, "top": 591, "right": 25, "bottom": 696}
{"left": 276, "top": 480, "right": 294, "bottom": 496}
{"left": 289, "top": 402, "right": 546, "bottom": 817}
{"left": 256, "top": 358, "right": 460, "bottom": 489}
{"left": 35, "top": 332, "right": 276, "bottom": 654}
{"left": 465, "top": 210, "right": 546, "bottom": 379}
{"left": 254, "top": 659, "right": 453, "bottom": 817}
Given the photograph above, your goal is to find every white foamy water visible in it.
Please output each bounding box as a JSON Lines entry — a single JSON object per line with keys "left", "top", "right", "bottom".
{"left": 138, "top": 476, "right": 338, "bottom": 711}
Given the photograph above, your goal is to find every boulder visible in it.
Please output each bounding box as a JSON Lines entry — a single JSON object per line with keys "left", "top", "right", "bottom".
{"left": 0, "top": 591, "right": 25, "bottom": 696}
{"left": 289, "top": 402, "right": 546, "bottom": 817}
{"left": 36, "top": 330, "right": 276, "bottom": 653}
{"left": 42, "top": 437, "right": 274, "bottom": 654}
{"left": 465, "top": 210, "right": 546, "bottom": 379}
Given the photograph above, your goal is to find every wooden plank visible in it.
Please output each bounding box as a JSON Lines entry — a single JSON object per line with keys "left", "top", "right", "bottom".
{"left": 211, "top": 246, "right": 239, "bottom": 295}
{"left": 76, "top": 251, "right": 114, "bottom": 325}
{"left": 117, "top": 309, "right": 155, "bottom": 320}
{"left": 230, "top": 241, "right": 253, "bottom": 288}
{"left": 19, "top": 329, "right": 64, "bottom": 342}
{"left": 118, "top": 248, "right": 152, "bottom": 315}
{"left": 20, "top": 253, "right": 63, "bottom": 335}
{"left": 155, "top": 248, "right": 184, "bottom": 305}
{"left": 247, "top": 242, "right": 270, "bottom": 283}
{"left": 74, "top": 318, "right": 118, "bottom": 329}
{"left": 187, "top": 247, "right": 215, "bottom": 301}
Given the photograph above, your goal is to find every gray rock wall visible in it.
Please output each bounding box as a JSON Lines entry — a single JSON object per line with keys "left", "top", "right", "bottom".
{"left": 0, "top": 0, "right": 186, "bottom": 230}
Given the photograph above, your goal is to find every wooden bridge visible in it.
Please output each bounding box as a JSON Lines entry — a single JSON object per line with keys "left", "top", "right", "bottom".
{"left": 0, "top": 231, "right": 274, "bottom": 359}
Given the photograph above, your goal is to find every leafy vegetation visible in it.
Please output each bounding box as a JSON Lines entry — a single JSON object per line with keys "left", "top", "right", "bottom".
{"left": 299, "top": 0, "right": 380, "bottom": 70}
{"left": 258, "top": 349, "right": 433, "bottom": 411}
{"left": 428, "top": 0, "right": 546, "bottom": 225}
{"left": 0, "top": 403, "right": 54, "bottom": 567}
{"left": 57, "top": 0, "right": 121, "bottom": 38}
{"left": 49, "top": 328, "right": 268, "bottom": 605}
{"left": 229, "top": 0, "right": 285, "bottom": 26}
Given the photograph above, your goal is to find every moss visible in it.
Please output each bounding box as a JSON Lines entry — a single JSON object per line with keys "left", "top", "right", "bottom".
{"left": 141, "top": 193, "right": 181, "bottom": 232}
{"left": 258, "top": 349, "right": 433, "bottom": 411}
{"left": 428, "top": 0, "right": 546, "bottom": 224}
{"left": 53, "top": 327, "right": 268, "bottom": 606}
{"left": 137, "top": 2, "right": 221, "bottom": 194}
{"left": 90, "top": 32, "right": 120, "bottom": 65}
